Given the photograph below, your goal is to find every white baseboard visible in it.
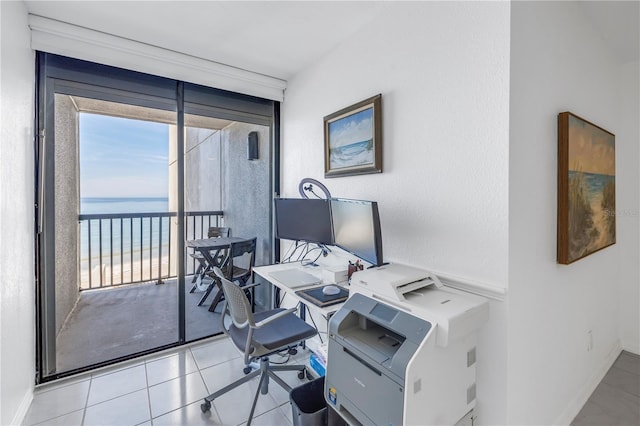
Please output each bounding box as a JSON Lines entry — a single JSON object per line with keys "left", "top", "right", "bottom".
{"left": 553, "top": 340, "right": 622, "bottom": 425}
{"left": 10, "top": 387, "right": 33, "bottom": 426}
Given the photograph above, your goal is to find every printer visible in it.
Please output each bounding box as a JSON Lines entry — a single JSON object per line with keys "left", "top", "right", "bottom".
{"left": 325, "top": 263, "right": 489, "bottom": 426}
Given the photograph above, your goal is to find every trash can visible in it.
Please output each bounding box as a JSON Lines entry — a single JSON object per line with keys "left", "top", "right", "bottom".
{"left": 290, "top": 376, "right": 328, "bottom": 426}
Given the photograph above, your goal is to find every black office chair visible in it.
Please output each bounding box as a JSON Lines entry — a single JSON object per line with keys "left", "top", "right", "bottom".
{"left": 206, "top": 237, "right": 257, "bottom": 312}
{"left": 201, "top": 267, "right": 317, "bottom": 425}
{"left": 189, "top": 226, "right": 230, "bottom": 294}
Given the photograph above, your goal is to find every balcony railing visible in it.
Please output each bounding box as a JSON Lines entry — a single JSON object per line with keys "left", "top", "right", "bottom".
{"left": 78, "top": 211, "right": 223, "bottom": 290}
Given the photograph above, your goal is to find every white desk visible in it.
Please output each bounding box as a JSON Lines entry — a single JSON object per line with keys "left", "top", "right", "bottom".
{"left": 253, "top": 262, "right": 347, "bottom": 319}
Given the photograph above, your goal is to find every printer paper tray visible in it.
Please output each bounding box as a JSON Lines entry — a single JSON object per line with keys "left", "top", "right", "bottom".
{"left": 328, "top": 341, "right": 404, "bottom": 426}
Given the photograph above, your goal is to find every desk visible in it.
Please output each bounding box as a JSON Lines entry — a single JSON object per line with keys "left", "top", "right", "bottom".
{"left": 253, "top": 263, "right": 347, "bottom": 320}
{"left": 186, "top": 237, "right": 249, "bottom": 310}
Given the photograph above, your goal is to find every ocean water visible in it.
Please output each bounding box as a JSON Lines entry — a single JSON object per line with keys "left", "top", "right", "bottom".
{"left": 79, "top": 197, "right": 171, "bottom": 268}
{"left": 81, "top": 197, "right": 169, "bottom": 214}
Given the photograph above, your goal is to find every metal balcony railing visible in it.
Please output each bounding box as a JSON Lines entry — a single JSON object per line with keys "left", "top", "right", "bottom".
{"left": 78, "top": 211, "right": 223, "bottom": 290}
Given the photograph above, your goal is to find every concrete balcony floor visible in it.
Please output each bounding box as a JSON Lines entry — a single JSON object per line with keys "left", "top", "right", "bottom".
{"left": 55, "top": 277, "right": 225, "bottom": 373}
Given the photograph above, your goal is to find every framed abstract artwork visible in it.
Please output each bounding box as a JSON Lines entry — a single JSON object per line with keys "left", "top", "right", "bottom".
{"left": 324, "top": 94, "right": 382, "bottom": 178}
{"left": 557, "top": 112, "right": 615, "bottom": 264}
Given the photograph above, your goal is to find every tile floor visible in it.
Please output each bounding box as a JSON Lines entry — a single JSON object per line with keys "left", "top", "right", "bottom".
{"left": 571, "top": 350, "right": 640, "bottom": 426}
{"left": 23, "top": 341, "right": 639, "bottom": 426}
{"left": 23, "top": 336, "right": 307, "bottom": 426}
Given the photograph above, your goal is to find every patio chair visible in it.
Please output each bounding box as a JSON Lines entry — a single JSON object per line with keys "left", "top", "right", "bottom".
{"left": 189, "top": 226, "right": 230, "bottom": 293}
{"left": 205, "top": 237, "right": 257, "bottom": 312}
{"left": 200, "top": 267, "right": 316, "bottom": 425}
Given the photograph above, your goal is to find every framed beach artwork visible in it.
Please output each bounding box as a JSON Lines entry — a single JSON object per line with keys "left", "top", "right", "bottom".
{"left": 324, "top": 94, "right": 382, "bottom": 178}
{"left": 557, "top": 112, "right": 615, "bottom": 264}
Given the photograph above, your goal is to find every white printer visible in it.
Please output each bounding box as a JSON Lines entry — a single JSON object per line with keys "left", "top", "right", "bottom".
{"left": 325, "top": 263, "right": 489, "bottom": 426}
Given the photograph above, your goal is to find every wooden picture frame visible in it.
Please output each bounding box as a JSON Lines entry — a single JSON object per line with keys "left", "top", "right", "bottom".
{"left": 324, "top": 94, "right": 382, "bottom": 178}
{"left": 558, "top": 112, "right": 615, "bottom": 264}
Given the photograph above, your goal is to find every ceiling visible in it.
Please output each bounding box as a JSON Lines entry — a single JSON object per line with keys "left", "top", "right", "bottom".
{"left": 24, "top": 1, "right": 386, "bottom": 80}
{"left": 24, "top": 1, "right": 639, "bottom": 82}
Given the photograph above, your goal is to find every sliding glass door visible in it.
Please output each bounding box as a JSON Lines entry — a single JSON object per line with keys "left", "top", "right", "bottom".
{"left": 182, "top": 84, "right": 275, "bottom": 338}
{"left": 35, "top": 53, "right": 277, "bottom": 382}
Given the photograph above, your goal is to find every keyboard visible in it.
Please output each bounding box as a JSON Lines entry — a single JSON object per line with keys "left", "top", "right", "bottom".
{"left": 270, "top": 268, "right": 322, "bottom": 288}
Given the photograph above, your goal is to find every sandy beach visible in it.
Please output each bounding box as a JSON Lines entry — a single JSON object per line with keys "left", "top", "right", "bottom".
{"left": 79, "top": 255, "right": 186, "bottom": 289}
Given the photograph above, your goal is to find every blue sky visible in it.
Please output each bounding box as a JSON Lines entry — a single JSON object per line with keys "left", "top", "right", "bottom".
{"left": 79, "top": 113, "right": 169, "bottom": 198}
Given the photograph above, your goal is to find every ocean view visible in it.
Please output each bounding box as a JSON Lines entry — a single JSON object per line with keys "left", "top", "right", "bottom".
{"left": 79, "top": 197, "right": 172, "bottom": 287}
{"left": 81, "top": 197, "right": 169, "bottom": 214}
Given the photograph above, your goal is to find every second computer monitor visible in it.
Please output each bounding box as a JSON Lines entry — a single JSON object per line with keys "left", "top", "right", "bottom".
{"left": 330, "top": 198, "right": 384, "bottom": 267}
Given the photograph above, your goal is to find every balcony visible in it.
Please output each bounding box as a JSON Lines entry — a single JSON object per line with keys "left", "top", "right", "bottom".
{"left": 55, "top": 277, "right": 225, "bottom": 373}
{"left": 54, "top": 210, "right": 230, "bottom": 374}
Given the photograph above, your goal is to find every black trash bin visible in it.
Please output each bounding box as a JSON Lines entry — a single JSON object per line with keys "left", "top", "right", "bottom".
{"left": 290, "top": 376, "right": 328, "bottom": 426}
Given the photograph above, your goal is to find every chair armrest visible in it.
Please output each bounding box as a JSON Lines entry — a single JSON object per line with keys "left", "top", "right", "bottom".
{"left": 253, "top": 307, "right": 298, "bottom": 328}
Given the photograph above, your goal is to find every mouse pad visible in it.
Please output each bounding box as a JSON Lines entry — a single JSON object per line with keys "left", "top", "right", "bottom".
{"left": 295, "top": 286, "right": 349, "bottom": 308}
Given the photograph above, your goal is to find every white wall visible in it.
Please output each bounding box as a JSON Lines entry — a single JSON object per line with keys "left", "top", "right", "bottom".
{"left": 509, "top": 2, "right": 638, "bottom": 424}
{"left": 616, "top": 59, "right": 640, "bottom": 354}
{"left": 282, "top": 2, "right": 510, "bottom": 424}
{"left": 282, "top": 1, "right": 510, "bottom": 287}
{"left": 0, "top": 1, "right": 36, "bottom": 424}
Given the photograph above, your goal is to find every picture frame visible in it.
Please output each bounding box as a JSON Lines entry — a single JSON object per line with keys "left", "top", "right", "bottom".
{"left": 557, "top": 112, "right": 615, "bottom": 264}
{"left": 324, "top": 94, "right": 382, "bottom": 178}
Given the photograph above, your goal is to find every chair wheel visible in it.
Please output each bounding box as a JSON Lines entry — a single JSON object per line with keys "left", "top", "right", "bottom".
{"left": 201, "top": 400, "right": 211, "bottom": 413}
{"left": 243, "top": 366, "right": 252, "bottom": 374}
{"left": 288, "top": 347, "right": 298, "bottom": 356}
{"left": 298, "top": 369, "right": 305, "bottom": 380}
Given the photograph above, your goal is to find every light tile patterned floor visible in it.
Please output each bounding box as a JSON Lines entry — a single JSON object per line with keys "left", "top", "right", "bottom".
{"left": 23, "top": 340, "right": 639, "bottom": 426}
{"left": 22, "top": 336, "right": 304, "bottom": 426}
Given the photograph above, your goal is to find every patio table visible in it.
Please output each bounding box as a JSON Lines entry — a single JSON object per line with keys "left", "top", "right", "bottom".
{"left": 186, "top": 236, "right": 249, "bottom": 310}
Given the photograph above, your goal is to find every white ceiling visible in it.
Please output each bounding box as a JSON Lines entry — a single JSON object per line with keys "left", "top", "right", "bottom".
{"left": 24, "top": 1, "right": 639, "bottom": 82}
{"left": 24, "top": 1, "right": 386, "bottom": 80}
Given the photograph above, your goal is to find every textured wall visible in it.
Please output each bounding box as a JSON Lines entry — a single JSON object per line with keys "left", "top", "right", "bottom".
{"left": 54, "top": 94, "right": 80, "bottom": 336}
{"left": 0, "top": 1, "right": 36, "bottom": 423}
{"left": 282, "top": 1, "right": 510, "bottom": 287}
{"left": 281, "top": 3, "right": 510, "bottom": 424}
{"left": 221, "top": 122, "right": 271, "bottom": 308}
{"left": 184, "top": 127, "right": 222, "bottom": 212}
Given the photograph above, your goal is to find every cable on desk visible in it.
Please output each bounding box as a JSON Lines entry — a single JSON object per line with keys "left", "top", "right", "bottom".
{"left": 301, "top": 247, "right": 324, "bottom": 266}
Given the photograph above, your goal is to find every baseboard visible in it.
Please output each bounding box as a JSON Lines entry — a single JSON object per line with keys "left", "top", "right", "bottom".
{"left": 554, "top": 340, "right": 622, "bottom": 425}
{"left": 10, "top": 387, "right": 33, "bottom": 426}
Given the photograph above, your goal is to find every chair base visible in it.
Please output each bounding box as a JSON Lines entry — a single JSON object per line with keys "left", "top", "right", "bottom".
{"left": 200, "top": 356, "right": 307, "bottom": 426}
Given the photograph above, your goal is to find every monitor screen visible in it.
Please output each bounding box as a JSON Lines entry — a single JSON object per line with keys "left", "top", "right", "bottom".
{"left": 274, "top": 198, "right": 333, "bottom": 245}
{"left": 330, "top": 198, "right": 383, "bottom": 267}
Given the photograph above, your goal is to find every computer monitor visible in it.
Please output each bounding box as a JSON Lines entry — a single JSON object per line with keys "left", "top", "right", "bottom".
{"left": 330, "top": 198, "right": 384, "bottom": 267}
{"left": 274, "top": 198, "right": 333, "bottom": 245}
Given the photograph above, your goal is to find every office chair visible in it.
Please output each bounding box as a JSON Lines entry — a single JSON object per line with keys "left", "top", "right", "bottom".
{"left": 206, "top": 237, "right": 256, "bottom": 312}
{"left": 200, "top": 267, "right": 317, "bottom": 425}
{"left": 189, "top": 226, "right": 230, "bottom": 293}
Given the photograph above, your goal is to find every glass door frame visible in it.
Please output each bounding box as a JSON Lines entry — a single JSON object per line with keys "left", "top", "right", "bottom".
{"left": 35, "top": 52, "right": 279, "bottom": 383}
